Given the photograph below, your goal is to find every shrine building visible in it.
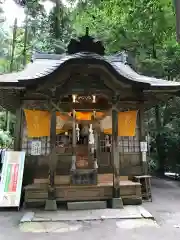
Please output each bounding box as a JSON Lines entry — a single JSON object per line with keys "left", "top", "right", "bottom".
{"left": 0, "top": 30, "right": 180, "bottom": 210}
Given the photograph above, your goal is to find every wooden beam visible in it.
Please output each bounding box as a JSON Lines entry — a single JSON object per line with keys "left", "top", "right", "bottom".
{"left": 22, "top": 101, "right": 112, "bottom": 111}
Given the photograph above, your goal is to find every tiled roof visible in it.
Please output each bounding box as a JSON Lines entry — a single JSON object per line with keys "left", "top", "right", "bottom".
{"left": 0, "top": 52, "right": 179, "bottom": 89}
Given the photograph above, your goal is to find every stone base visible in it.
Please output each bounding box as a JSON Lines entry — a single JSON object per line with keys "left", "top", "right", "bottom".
{"left": 123, "top": 197, "right": 142, "bottom": 205}
{"left": 67, "top": 201, "right": 107, "bottom": 210}
{"left": 45, "top": 199, "right": 57, "bottom": 211}
{"left": 111, "top": 198, "right": 124, "bottom": 209}
{"left": 20, "top": 206, "right": 154, "bottom": 223}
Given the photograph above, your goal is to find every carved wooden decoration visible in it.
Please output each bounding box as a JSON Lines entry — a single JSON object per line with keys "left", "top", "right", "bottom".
{"left": 67, "top": 27, "right": 105, "bottom": 55}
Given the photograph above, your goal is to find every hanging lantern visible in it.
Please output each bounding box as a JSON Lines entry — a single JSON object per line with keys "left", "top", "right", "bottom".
{"left": 72, "top": 94, "right": 76, "bottom": 103}
{"left": 92, "top": 95, "right": 96, "bottom": 103}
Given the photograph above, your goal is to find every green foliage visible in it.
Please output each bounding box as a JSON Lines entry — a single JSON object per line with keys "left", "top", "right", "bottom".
{"left": 71, "top": 0, "right": 180, "bottom": 174}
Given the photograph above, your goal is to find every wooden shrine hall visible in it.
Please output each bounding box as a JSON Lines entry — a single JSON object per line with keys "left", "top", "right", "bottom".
{"left": 0, "top": 29, "right": 180, "bottom": 210}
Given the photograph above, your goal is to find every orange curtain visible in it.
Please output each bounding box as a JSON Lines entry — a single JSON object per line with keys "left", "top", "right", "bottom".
{"left": 75, "top": 112, "right": 92, "bottom": 120}
{"left": 69, "top": 111, "right": 105, "bottom": 120}
{"left": 104, "top": 128, "right": 112, "bottom": 135}
{"left": 103, "top": 111, "right": 137, "bottom": 136}
{"left": 118, "top": 111, "right": 137, "bottom": 136}
{"left": 24, "top": 110, "right": 69, "bottom": 137}
{"left": 96, "top": 112, "right": 106, "bottom": 119}
{"left": 56, "top": 113, "right": 69, "bottom": 134}
{"left": 24, "top": 110, "right": 50, "bottom": 137}
{"left": 56, "top": 112, "right": 70, "bottom": 121}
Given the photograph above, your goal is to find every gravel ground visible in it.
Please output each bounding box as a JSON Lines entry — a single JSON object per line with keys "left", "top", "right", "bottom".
{"left": 0, "top": 177, "right": 180, "bottom": 240}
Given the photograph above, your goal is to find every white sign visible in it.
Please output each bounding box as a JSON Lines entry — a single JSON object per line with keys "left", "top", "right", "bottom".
{"left": 142, "top": 151, "right": 147, "bottom": 162}
{"left": 0, "top": 151, "right": 25, "bottom": 207}
{"left": 140, "top": 141, "right": 147, "bottom": 152}
{"left": 31, "top": 140, "right": 41, "bottom": 155}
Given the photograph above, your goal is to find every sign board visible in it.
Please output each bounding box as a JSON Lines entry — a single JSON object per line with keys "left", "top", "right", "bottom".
{"left": 31, "top": 140, "right": 41, "bottom": 155}
{"left": 142, "top": 151, "right": 147, "bottom": 162}
{"left": 0, "top": 151, "right": 25, "bottom": 207}
{"left": 140, "top": 141, "right": 147, "bottom": 152}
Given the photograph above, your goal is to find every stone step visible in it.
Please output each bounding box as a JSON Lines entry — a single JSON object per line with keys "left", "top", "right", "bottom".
{"left": 67, "top": 201, "right": 107, "bottom": 210}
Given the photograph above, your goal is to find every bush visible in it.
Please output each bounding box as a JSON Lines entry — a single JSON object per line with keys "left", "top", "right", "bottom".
{"left": 147, "top": 155, "right": 157, "bottom": 173}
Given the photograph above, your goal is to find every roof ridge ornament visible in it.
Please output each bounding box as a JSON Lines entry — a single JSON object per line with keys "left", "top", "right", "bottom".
{"left": 85, "top": 27, "right": 89, "bottom": 36}
{"left": 67, "top": 27, "right": 105, "bottom": 55}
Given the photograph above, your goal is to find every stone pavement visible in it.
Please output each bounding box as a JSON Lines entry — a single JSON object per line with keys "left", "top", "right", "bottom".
{"left": 19, "top": 206, "right": 154, "bottom": 233}
{"left": 0, "top": 177, "right": 180, "bottom": 239}
{"left": 20, "top": 205, "right": 153, "bottom": 223}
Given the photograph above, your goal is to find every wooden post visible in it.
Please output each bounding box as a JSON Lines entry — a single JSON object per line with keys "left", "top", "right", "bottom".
{"left": 45, "top": 110, "right": 57, "bottom": 210}
{"left": 112, "top": 107, "right": 120, "bottom": 198}
{"left": 139, "top": 105, "right": 148, "bottom": 174}
{"left": 96, "top": 132, "right": 101, "bottom": 163}
{"left": 14, "top": 107, "right": 23, "bottom": 151}
{"left": 111, "top": 106, "right": 123, "bottom": 208}
{"left": 94, "top": 131, "right": 98, "bottom": 169}
{"left": 71, "top": 109, "right": 76, "bottom": 170}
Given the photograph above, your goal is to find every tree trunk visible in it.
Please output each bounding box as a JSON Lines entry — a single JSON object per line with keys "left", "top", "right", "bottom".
{"left": 54, "top": 0, "right": 61, "bottom": 54}
{"left": 10, "top": 18, "right": 17, "bottom": 72}
{"left": 174, "top": 0, "right": 180, "bottom": 41}
{"left": 23, "top": 14, "right": 28, "bottom": 67}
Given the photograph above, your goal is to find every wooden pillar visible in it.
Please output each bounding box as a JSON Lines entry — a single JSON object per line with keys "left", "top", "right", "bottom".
{"left": 45, "top": 110, "right": 57, "bottom": 210}
{"left": 93, "top": 131, "right": 98, "bottom": 169}
{"left": 139, "top": 105, "right": 147, "bottom": 174}
{"left": 112, "top": 107, "right": 120, "bottom": 198}
{"left": 111, "top": 106, "right": 123, "bottom": 208}
{"left": 14, "top": 107, "right": 23, "bottom": 151}
{"left": 96, "top": 132, "right": 101, "bottom": 162}
{"left": 71, "top": 109, "right": 76, "bottom": 171}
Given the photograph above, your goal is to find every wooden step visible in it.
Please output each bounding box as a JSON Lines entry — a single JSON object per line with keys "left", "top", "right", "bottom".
{"left": 24, "top": 179, "right": 142, "bottom": 207}
{"left": 33, "top": 174, "right": 129, "bottom": 185}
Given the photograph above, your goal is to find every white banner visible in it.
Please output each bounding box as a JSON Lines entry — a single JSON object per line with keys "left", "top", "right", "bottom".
{"left": 0, "top": 151, "right": 25, "bottom": 207}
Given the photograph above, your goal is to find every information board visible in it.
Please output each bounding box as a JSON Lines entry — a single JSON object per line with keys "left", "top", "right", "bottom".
{"left": 31, "top": 140, "right": 41, "bottom": 155}
{"left": 0, "top": 151, "right": 25, "bottom": 207}
{"left": 140, "top": 141, "right": 148, "bottom": 152}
